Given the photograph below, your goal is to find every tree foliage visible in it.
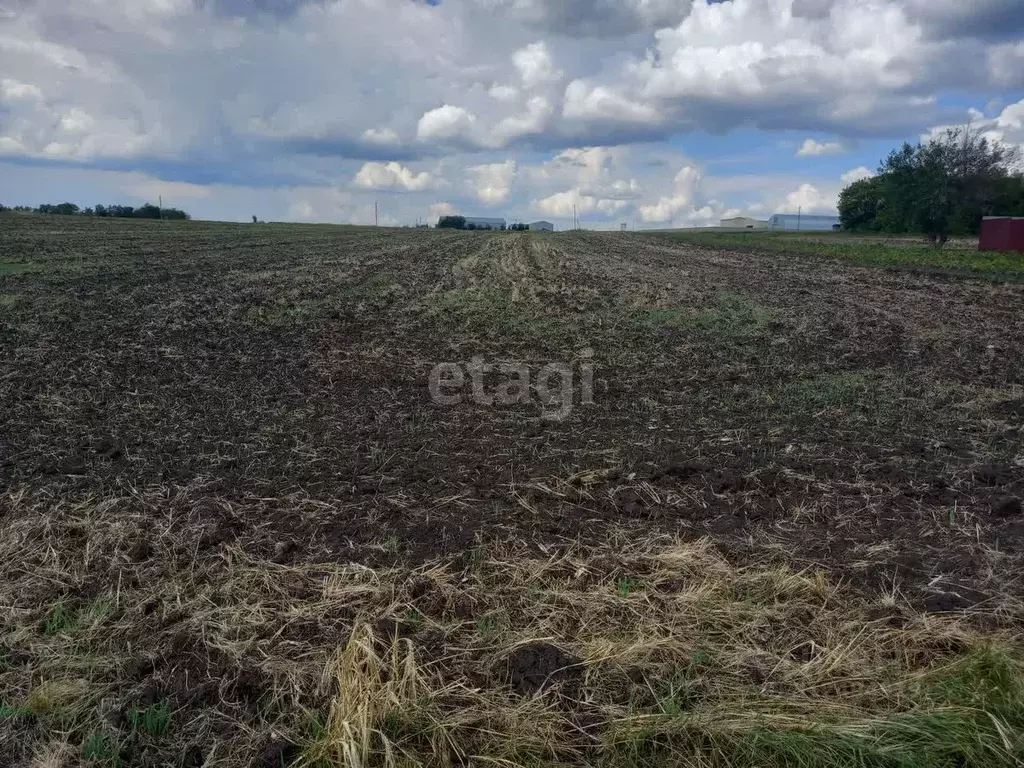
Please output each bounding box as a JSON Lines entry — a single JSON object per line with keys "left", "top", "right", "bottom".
{"left": 3, "top": 202, "right": 192, "bottom": 220}
{"left": 838, "top": 125, "right": 1024, "bottom": 246}
{"left": 437, "top": 215, "right": 466, "bottom": 229}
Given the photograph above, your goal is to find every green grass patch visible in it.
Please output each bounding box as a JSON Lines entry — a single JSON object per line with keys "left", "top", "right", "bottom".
{"left": 604, "top": 648, "right": 1024, "bottom": 768}
{"left": 336, "top": 274, "right": 404, "bottom": 303}
{"left": 82, "top": 730, "right": 120, "bottom": 763}
{"left": 42, "top": 602, "right": 78, "bottom": 635}
{"left": 630, "top": 291, "right": 779, "bottom": 343}
{"left": 0, "top": 262, "right": 38, "bottom": 277}
{"left": 653, "top": 231, "right": 1024, "bottom": 281}
{"left": 247, "top": 297, "right": 331, "bottom": 328}
{"left": 777, "top": 371, "right": 917, "bottom": 430}
{"left": 0, "top": 703, "right": 35, "bottom": 721}
{"left": 433, "top": 288, "right": 561, "bottom": 339}
{"left": 128, "top": 702, "right": 172, "bottom": 737}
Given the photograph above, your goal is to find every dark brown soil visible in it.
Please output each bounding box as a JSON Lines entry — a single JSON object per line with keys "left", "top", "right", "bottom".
{"left": 501, "top": 641, "right": 582, "bottom": 696}
{"left": 1, "top": 215, "right": 1024, "bottom": 765}
{"left": 2, "top": 217, "right": 1023, "bottom": 603}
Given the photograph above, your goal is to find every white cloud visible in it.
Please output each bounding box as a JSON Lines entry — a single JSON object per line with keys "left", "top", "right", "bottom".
{"left": 563, "top": 80, "right": 661, "bottom": 126}
{"left": 429, "top": 201, "right": 456, "bottom": 219}
{"left": 920, "top": 97, "right": 1024, "bottom": 169}
{"left": 362, "top": 127, "right": 400, "bottom": 145}
{"left": 468, "top": 160, "right": 517, "bottom": 204}
{"left": 494, "top": 96, "right": 555, "bottom": 143}
{"left": 797, "top": 139, "right": 848, "bottom": 157}
{"left": 489, "top": 84, "right": 520, "bottom": 102}
{"left": 512, "top": 42, "right": 561, "bottom": 89}
{"left": 1, "top": 78, "right": 44, "bottom": 102}
{"left": 533, "top": 188, "right": 628, "bottom": 218}
{"left": 783, "top": 182, "right": 839, "bottom": 213}
{"left": 417, "top": 105, "right": 479, "bottom": 143}
{"left": 353, "top": 162, "right": 435, "bottom": 191}
{"left": 639, "top": 166, "right": 702, "bottom": 223}
{"left": 840, "top": 166, "right": 874, "bottom": 185}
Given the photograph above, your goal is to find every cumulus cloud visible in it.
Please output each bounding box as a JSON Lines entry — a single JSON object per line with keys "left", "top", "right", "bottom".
{"left": 921, "top": 97, "right": 1024, "bottom": 167}
{"left": 353, "top": 162, "right": 435, "bottom": 191}
{"left": 840, "top": 166, "right": 874, "bottom": 185}
{"left": 362, "top": 127, "right": 400, "bottom": 145}
{"left": 639, "top": 166, "right": 702, "bottom": 223}
{"left": 416, "top": 105, "right": 479, "bottom": 143}
{"left": 512, "top": 42, "right": 561, "bottom": 89}
{"left": 797, "top": 139, "right": 848, "bottom": 157}
{"left": 783, "top": 182, "right": 839, "bottom": 213}
{"left": 468, "top": 160, "right": 517, "bottom": 204}
{"left": 494, "top": 96, "right": 555, "bottom": 143}
{"left": 563, "top": 81, "right": 661, "bottom": 127}
{"left": 1, "top": 79, "right": 44, "bottom": 102}
{"left": 534, "top": 188, "right": 628, "bottom": 218}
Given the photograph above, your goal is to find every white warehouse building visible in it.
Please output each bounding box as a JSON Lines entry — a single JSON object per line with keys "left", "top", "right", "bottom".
{"left": 529, "top": 220, "right": 554, "bottom": 231}
{"left": 720, "top": 216, "right": 768, "bottom": 229}
{"left": 768, "top": 213, "right": 840, "bottom": 231}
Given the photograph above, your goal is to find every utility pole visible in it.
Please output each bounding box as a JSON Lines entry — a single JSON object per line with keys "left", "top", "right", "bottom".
{"left": 158, "top": 195, "right": 163, "bottom": 221}
{"left": 797, "top": 206, "right": 801, "bottom": 231}
{"left": 375, "top": 201, "right": 378, "bottom": 227}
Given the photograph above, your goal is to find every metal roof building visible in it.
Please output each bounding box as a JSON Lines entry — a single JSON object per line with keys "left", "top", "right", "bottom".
{"left": 464, "top": 217, "right": 506, "bottom": 230}
{"left": 768, "top": 213, "right": 840, "bottom": 231}
{"left": 720, "top": 216, "right": 768, "bottom": 229}
{"left": 529, "top": 220, "right": 554, "bottom": 231}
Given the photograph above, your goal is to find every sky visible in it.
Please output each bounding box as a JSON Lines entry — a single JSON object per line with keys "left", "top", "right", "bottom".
{"left": 1, "top": 0, "right": 1023, "bottom": 229}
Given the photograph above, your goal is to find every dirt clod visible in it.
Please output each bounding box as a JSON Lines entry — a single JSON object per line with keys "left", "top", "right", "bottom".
{"left": 501, "top": 641, "right": 582, "bottom": 695}
{"left": 993, "top": 496, "right": 1022, "bottom": 517}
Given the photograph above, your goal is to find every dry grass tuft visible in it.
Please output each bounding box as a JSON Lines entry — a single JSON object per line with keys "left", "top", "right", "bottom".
{"left": 2, "top": 494, "right": 1022, "bottom": 767}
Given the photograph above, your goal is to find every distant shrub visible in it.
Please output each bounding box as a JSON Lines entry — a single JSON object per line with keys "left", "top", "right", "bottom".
{"left": 437, "top": 215, "right": 467, "bottom": 230}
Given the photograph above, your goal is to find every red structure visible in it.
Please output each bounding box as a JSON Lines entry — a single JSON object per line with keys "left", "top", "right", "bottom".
{"left": 979, "top": 216, "right": 1024, "bottom": 252}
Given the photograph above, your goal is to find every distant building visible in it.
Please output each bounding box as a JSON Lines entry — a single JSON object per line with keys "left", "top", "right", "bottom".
{"left": 464, "top": 217, "right": 506, "bottom": 230}
{"left": 720, "top": 216, "right": 768, "bottom": 229}
{"left": 768, "top": 213, "right": 840, "bottom": 231}
{"left": 529, "top": 220, "right": 554, "bottom": 231}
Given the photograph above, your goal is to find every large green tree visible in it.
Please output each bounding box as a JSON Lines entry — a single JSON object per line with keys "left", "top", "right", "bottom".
{"left": 839, "top": 125, "right": 1023, "bottom": 245}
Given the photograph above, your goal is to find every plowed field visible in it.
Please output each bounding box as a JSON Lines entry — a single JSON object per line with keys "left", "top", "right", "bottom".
{"left": 2, "top": 215, "right": 1022, "bottom": 767}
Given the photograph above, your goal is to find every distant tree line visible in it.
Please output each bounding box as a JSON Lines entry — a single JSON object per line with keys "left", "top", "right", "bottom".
{"left": 838, "top": 125, "right": 1024, "bottom": 246}
{"left": 438, "top": 215, "right": 509, "bottom": 230}
{"left": 0, "top": 202, "right": 190, "bottom": 220}
{"left": 436, "top": 216, "right": 535, "bottom": 231}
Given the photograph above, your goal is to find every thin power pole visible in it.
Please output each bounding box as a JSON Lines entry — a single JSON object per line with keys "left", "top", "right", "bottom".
{"left": 797, "top": 206, "right": 801, "bottom": 231}
{"left": 375, "top": 201, "right": 378, "bottom": 226}
{"left": 159, "top": 195, "right": 163, "bottom": 221}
